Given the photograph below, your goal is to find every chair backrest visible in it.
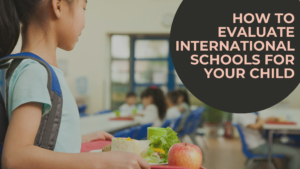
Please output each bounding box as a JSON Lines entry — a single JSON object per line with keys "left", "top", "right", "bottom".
{"left": 128, "top": 125, "right": 142, "bottom": 139}
{"left": 113, "top": 129, "right": 131, "bottom": 137}
{"left": 188, "top": 107, "right": 205, "bottom": 134}
{"left": 78, "top": 104, "right": 87, "bottom": 114}
{"left": 233, "top": 123, "right": 255, "bottom": 158}
{"left": 135, "top": 123, "right": 153, "bottom": 140}
{"left": 161, "top": 119, "right": 173, "bottom": 128}
{"left": 172, "top": 115, "right": 183, "bottom": 131}
{"left": 177, "top": 112, "right": 195, "bottom": 137}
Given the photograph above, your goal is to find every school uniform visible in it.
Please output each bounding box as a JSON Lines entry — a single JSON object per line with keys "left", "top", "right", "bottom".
{"left": 7, "top": 59, "right": 81, "bottom": 153}
{"left": 135, "top": 104, "right": 162, "bottom": 127}
{"left": 165, "top": 106, "right": 181, "bottom": 119}
{"left": 119, "top": 103, "right": 136, "bottom": 116}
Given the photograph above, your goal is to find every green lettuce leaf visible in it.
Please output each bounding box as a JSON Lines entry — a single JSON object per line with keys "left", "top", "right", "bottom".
{"left": 143, "top": 155, "right": 161, "bottom": 163}
{"left": 145, "top": 127, "right": 180, "bottom": 163}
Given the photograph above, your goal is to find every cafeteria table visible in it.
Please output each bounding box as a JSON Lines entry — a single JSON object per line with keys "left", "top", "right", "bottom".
{"left": 260, "top": 108, "right": 300, "bottom": 169}
{"left": 80, "top": 112, "right": 139, "bottom": 135}
{"left": 81, "top": 140, "right": 206, "bottom": 169}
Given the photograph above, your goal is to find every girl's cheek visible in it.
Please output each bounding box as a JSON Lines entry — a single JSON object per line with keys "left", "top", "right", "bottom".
{"left": 78, "top": 11, "right": 85, "bottom": 32}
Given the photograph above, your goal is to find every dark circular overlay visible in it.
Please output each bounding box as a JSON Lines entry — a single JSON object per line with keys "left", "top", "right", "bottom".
{"left": 170, "top": 0, "right": 300, "bottom": 113}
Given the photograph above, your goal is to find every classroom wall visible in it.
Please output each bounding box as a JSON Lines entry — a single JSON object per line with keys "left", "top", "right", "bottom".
{"left": 14, "top": 0, "right": 183, "bottom": 114}
{"left": 12, "top": 0, "right": 300, "bottom": 113}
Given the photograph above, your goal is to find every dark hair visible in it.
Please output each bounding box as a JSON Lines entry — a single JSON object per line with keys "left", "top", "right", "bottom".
{"left": 0, "top": 0, "right": 20, "bottom": 58}
{"left": 177, "top": 89, "right": 190, "bottom": 106}
{"left": 141, "top": 87, "right": 166, "bottom": 120}
{"left": 166, "top": 91, "right": 179, "bottom": 105}
{"left": 126, "top": 92, "right": 136, "bottom": 98}
{"left": 0, "top": 0, "right": 76, "bottom": 58}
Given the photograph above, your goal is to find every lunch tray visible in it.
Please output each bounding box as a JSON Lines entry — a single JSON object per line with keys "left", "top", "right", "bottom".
{"left": 151, "top": 166, "right": 206, "bottom": 169}
{"left": 81, "top": 140, "right": 111, "bottom": 152}
{"left": 109, "top": 117, "right": 134, "bottom": 121}
{"left": 81, "top": 140, "right": 206, "bottom": 169}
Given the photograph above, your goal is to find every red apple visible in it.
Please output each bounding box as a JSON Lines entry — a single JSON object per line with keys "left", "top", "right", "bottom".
{"left": 168, "top": 143, "right": 202, "bottom": 169}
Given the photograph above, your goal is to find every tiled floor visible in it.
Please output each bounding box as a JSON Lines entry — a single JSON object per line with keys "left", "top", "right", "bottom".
{"left": 183, "top": 136, "right": 246, "bottom": 169}
{"left": 183, "top": 135, "right": 289, "bottom": 169}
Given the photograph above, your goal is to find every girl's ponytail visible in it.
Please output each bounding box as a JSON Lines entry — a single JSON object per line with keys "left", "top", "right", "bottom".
{"left": 152, "top": 88, "right": 167, "bottom": 120}
{"left": 0, "top": 0, "right": 20, "bottom": 58}
{"left": 141, "top": 87, "right": 167, "bottom": 120}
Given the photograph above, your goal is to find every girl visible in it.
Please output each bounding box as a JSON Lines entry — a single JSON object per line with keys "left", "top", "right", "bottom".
{"left": 176, "top": 90, "right": 191, "bottom": 132}
{"left": 135, "top": 87, "right": 166, "bottom": 127}
{"left": 0, "top": 0, "right": 149, "bottom": 169}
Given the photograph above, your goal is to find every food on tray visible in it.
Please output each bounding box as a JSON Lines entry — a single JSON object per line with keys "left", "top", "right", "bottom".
{"left": 102, "top": 144, "right": 111, "bottom": 152}
{"left": 143, "top": 127, "right": 180, "bottom": 163}
{"left": 105, "top": 137, "right": 150, "bottom": 157}
{"left": 266, "top": 117, "right": 293, "bottom": 123}
{"left": 168, "top": 143, "right": 203, "bottom": 169}
{"left": 98, "top": 127, "right": 183, "bottom": 164}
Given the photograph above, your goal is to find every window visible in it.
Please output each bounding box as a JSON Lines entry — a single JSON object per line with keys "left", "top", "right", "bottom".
{"left": 110, "top": 35, "right": 131, "bottom": 110}
{"left": 110, "top": 35, "right": 202, "bottom": 110}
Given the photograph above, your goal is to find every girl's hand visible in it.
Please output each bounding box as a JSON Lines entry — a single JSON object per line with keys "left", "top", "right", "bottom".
{"left": 82, "top": 131, "right": 114, "bottom": 143}
{"left": 130, "top": 114, "right": 144, "bottom": 118}
{"left": 178, "top": 106, "right": 184, "bottom": 113}
{"left": 99, "top": 151, "right": 150, "bottom": 169}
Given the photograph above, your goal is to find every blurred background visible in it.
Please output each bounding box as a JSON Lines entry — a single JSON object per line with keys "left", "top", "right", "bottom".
{"left": 5, "top": 0, "right": 300, "bottom": 169}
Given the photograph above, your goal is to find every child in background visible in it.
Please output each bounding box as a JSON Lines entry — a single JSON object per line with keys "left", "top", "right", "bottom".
{"left": 177, "top": 89, "right": 191, "bottom": 114}
{"left": 0, "top": 0, "right": 149, "bottom": 169}
{"left": 233, "top": 113, "right": 300, "bottom": 169}
{"left": 165, "top": 91, "right": 181, "bottom": 119}
{"left": 177, "top": 90, "right": 191, "bottom": 132}
{"left": 135, "top": 86, "right": 166, "bottom": 127}
{"left": 119, "top": 92, "right": 137, "bottom": 116}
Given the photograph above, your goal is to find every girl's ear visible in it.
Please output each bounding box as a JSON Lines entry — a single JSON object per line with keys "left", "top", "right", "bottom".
{"left": 51, "top": 0, "right": 62, "bottom": 18}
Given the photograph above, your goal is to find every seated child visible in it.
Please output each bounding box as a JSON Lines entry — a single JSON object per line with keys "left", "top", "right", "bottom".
{"left": 177, "top": 89, "right": 191, "bottom": 115}
{"left": 165, "top": 91, "right": 181, "bottom": 119}
{"left": 134, "top": 86, "right": 166, "bottom": 127}
{"left": 233, "top": 113, "right": 300, "bottom": 169}
{"left": 177, "top": 90, "right": 191, "bottom": 131}
{"left": 119, "top": 92, "right": 137, "bottom": 116}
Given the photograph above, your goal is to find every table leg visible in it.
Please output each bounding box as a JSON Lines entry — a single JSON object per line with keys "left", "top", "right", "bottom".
{"left": 268, "top": 130, "right": 274, "bottom": 169}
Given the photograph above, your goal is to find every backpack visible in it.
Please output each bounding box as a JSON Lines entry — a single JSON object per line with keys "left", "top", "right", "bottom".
{"left": 0, "top": 52, "right": 63, "bottom": 168}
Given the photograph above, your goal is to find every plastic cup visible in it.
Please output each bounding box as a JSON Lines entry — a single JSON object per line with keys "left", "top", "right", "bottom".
{"left": 115, "top": 110, "right": 120, "bottom": 117}
{"left": 147, "top": 127, "right": 167, "bottom": 140}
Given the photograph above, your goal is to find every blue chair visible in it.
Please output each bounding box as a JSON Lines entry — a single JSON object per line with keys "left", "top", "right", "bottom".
{"left": 178, "top": 107, "right": 205, "bottom": 148}
{"left": 177, "top": 112, "right": 195, "bottom": 137}
{"left": 78, "top": 104, "right": 87, "bottom": 113}
{"left": 135, "top": 123, "right": 153, "bottom": 140}
{"left": 128, "top": 125, "right": 142, "bottom": 139}
{"left": 161, "top": 119, "right": 173, "bottom": 128}
{"left": 113, "top": 129, "right": 131, "bottom": 137}
{"left": 171, "top": 115, "right": 183, "bottom": 131}
{"left": 95, "top": 110, "right": 111, "bottom": 115}
{"left": 233, "top": 124, "right": 285, "bottom": 169}
{"left": 188, "top": 107, "right": 205, "bottom": 134}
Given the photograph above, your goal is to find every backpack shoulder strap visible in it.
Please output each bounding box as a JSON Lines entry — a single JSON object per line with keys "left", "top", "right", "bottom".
{"left": 0, "top": 52, "right": 63, "bottom": 150}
